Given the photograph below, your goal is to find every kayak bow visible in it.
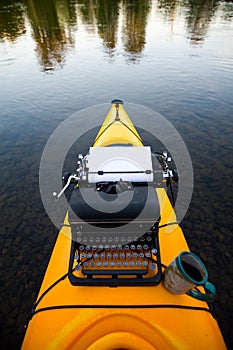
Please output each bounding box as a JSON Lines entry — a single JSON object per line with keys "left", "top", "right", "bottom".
{"left": 21, "top": 100, "right": 226, "bottom": 350}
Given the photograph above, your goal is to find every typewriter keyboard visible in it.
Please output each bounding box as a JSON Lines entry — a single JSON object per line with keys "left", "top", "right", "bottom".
{"left": 69, "top": 230, "right": 162, "bottom": 286}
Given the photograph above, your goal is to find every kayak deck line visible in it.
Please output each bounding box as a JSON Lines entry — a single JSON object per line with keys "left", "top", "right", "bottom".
{"left": 92, "top": 119, "right": 143, "bottom": 147}
{"left": 32, "top": 303, "right": 212, "bottom": 317}
{"left": 93, "top": 102, "right": 143, "bottom": 147}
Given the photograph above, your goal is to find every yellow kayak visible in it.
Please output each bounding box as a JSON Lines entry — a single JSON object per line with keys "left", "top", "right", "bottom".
{"left": 21, "top": 100, "right": 226, "bottom": 350}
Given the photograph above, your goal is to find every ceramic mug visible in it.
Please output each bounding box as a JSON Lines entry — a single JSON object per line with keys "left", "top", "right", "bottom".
{"left": 163, "top": 251, "right": 216, "bottom": 302}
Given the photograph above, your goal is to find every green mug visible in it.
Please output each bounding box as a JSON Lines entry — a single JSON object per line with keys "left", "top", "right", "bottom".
{"left": 163, "top": 251, "right": 216, "bottom": 302}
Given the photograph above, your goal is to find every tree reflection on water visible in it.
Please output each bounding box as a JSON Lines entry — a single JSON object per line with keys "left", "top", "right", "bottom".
{"left": 25, "top": 0, "right": 77, "bottom": 72}
{"left": 0, "top": 0, "right": 230, "bottom": 71}
{"left": 0, "top": 0, "right": 26, "bottom": 42}
{"left": 185, "top": 0, "right": 219, "bottom": 45}
{"left": 121, "top": 0, "right": 151, "bottom": 63}
{"left": 158, "top": 0, "right": 220, "bottom": 45}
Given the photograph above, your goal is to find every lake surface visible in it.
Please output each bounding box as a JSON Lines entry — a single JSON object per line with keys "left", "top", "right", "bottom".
{"left": 0, "top": 0, "right": 232, "bottom": 348}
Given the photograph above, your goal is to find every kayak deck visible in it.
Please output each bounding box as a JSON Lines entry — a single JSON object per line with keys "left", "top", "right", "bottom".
{"left": 21, "top": 101, "right": 226, "bottom": 349}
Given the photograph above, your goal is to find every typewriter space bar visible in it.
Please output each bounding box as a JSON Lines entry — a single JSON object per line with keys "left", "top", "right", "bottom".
{"left": 82, "top": 268, "right": 148, "bottom": 275}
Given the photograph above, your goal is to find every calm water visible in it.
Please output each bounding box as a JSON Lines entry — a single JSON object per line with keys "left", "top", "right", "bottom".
{"left": 0, "top": 0, "right": 233, "bottom": 349}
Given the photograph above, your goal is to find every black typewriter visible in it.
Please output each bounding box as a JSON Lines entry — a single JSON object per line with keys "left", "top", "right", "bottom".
{"left": 67, "top": 183, "right": 162, "bottom": 286}
{"left": 53, "top": 146, "right": 177, "bottom": 286}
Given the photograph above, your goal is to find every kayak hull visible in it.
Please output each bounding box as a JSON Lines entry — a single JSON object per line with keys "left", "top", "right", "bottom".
{"left": 21, "top": 102, "right": 226, "bottom": 349}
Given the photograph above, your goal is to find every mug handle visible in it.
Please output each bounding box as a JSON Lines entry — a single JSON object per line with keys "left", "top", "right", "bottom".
{"left": 186, "top": 281, "right": 216, "bottom": 302}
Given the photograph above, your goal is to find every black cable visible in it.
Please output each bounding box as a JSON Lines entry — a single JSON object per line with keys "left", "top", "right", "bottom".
{"left": 33, "top": 272, "right": 69, "bottom": 310}
{"left": 92, "top": 119, "right": 142, "bottom": 146}
{"left": 158, "top": 222, "right": 179, "bottom": 229}
{"left": 119, "top": 120, "right": 143, "bottom": 144}
{"left": 32, "top": 304, "right": 212, "bottom": 317}
{"left": 91, "top": 121, "right": 116, "bottom": 146}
